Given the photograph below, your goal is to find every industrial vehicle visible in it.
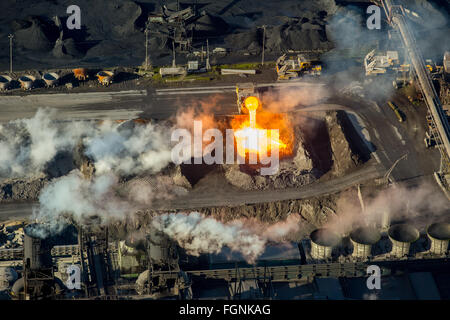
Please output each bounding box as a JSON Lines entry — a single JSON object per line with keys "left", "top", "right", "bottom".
{"left": 18, "top": 75, "right": 36, "bottom": 90}
{"left": 387, "top": 101, "right": 405, "bottom": 123}
{"left": 42, "top": 73, "right": 60, "bottom": 88}
{"left": 96, "top": 71, "right": 114, "bottom": 86}
{"left": 73, "top": 68, "right": 88, "bottom": 81}
{"left": 275, "top": 54, "right": 322, "bottom": 81}
{"left": 0, "top": 75, "right": 12, "bottom": 91}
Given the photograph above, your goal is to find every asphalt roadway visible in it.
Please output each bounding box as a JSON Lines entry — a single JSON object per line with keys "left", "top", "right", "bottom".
{"left": 0, "top": 80, "right": 446, "bottom": 219}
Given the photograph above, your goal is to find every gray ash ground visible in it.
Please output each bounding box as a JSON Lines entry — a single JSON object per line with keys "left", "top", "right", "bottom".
{"left": 1, "top": 0, "right": 448, "bottom": 71}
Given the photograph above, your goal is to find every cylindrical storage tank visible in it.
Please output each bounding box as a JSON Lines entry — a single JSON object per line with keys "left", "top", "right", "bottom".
{"left": 427, "top": 222, "right": 450, "bottom": 255}
{"left": 388, "top": 224, "right": 419, "bottom": 258}
{"left": 148, "top": 225, "right": 177, "bottom": 267}
{"left": 350, "top": 226, "right": 380, "bottom": 258}
{"left": 43, "top": 72, "right": 60, "bottom": 87}
{"left": 0, "top": 267, "right": 18, "bottom": 291}
{"left": 310, "top": 228, "right": 341, "bottom": 260}
{"left": 0, "top": 75, "right": 12, "bottom": 90}
{"left": 19, "top": 75, "right": 36, "bottom": 90}
{"left": 122, "top": 238, "right": 146, "bottom": 256}
{"left": 23, "top": 224, "right": 54, "bottom": 270}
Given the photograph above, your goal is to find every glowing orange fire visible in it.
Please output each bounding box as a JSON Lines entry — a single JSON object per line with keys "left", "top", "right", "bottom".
{"left": 232, "top": 96, "right": 294, "bottom": 161}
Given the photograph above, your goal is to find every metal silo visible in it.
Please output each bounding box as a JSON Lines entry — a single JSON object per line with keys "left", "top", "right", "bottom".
{"left": 310, "top": 228, "right": 341, "bottom": 260}
{"left": 350, "top": 226, "right": 380, "bottom": 258}
{"left": 388, "top": 224, "right": 419, "bottom": 258}
{"left": 23, "top": 223, "right": 53, "bottom": 270}
{"left": 427, "top": 222, "right": 450, "bottom": 255}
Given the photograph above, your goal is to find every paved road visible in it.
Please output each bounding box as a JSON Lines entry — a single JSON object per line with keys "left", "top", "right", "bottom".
{"left": 0, "top": 202, "right": 37, "bottom": 221}
{"left": 0, "top": 81, "right": 325, "bottom": 122}
{"left": 0, "top": 90, "right": 146, "bottom": 122}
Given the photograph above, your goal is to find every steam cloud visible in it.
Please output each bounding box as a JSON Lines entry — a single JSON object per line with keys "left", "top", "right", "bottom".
{"left": 0, "top": 108, "right": 175, "bottom": 179}
{"left": 0, "top": 109, "right": 91, "bottom": 178}
{"left": 325, "top": 181, "right": 450, "bottom": 235}
{"left": 35, "top": 170, "right": 133, "bottom": 223}
{"left": 262, "top": 85, "right": 330, "bottom": 113}
{"left": 151, "top": 212, "right": 301, "bottom": 263}
{"left": 84, "top": 120, "right": 173, "bottom": 175}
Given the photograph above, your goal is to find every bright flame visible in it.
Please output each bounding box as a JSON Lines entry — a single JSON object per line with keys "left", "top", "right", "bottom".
{"left": 245, "top": 96, "right": 259, "bottom": 128}
{"left": 232, "top": 97, "right": 293, "bottom": 160}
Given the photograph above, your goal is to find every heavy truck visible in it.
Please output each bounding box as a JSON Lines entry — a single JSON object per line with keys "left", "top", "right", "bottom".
{"left": 275, "top": 54, "right": 322, "bottom": 81}
{"left": 387, "top": 101, "right": 405, "bottom": 123}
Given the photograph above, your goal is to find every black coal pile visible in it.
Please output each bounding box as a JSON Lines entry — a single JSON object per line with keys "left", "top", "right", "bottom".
{"left": 52, "top": 38, "right": 84, "bottom": 59}
{"left": 0, "top": 0, "right": 447, "bottom": 70}
{"left": 189, "top": 13, "right": 229, "bottom": 37}
{"left": 13, "top": 16, "right": 59, "bottom": 52}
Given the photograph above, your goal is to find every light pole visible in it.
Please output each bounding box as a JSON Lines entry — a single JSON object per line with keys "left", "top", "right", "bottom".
{"left": 206, "top": 38, "right": 211, "bottom": 71}
{"left": 172, "top": 40, "right": 176, "bottom": 67}
{"left": 144, "top": 28, "right": 149, "bottom": 70}
{"left": 261, "top": 25, "right": 266, "bottom": 66}
{"left": 8, "top": 34, "right": 14, "bottom": 74}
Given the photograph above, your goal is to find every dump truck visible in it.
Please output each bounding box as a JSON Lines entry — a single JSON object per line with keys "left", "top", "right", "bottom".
{"left": 276, "top": 54, "right": 322, "bottom": 81}
{"left": 0, "top": 75, "right": 12, "bottom": 91}
{"left": 43, "top": 72, "right": 60, "bottom": 88}
{"left": 236, "top": 82, "right": 260, "bottom": 114}
{"left": 18, "top": 75, "right": 36, "bottom": 90}
{"left": 387, "top": 101, "right": 405, "bottom": 123}
{"left": 73, "top": 68, "right": 88, "bottom": 81}
{"left": 96, "top": 71, "right": 114, "bottom": 86}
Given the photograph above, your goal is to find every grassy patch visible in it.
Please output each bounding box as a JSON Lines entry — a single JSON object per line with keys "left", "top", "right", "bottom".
{"left": 218, "top": 62, "right": 262, "bottom": 70}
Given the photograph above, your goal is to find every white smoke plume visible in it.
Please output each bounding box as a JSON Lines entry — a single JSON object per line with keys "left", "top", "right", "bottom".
{"left": 33, "top": 169, "right": 188, "bottom": 224}
{"left": 151, "top": 212, "right": 301, "bottom": 263}
{"left": 0, "top": 108, "right": 92, "bottom": 178}
{"left": 324, "top": 181, "right": 450, "bottom": 235}
{"left": 84, "top": 120, "right": 173, "bottom": 175}
{"left": 34, "top": 170, "right": 133, "bottom": 224}
{"left": 262, "top": 85, "right": 330, "bottom": 113}
{"left": 0, "top": 108, "right": 176, "bottom": 179}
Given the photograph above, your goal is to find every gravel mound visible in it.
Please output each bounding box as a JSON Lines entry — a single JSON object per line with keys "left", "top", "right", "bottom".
{"left": 0, "top": 178, "right": 49, "bottom": 202}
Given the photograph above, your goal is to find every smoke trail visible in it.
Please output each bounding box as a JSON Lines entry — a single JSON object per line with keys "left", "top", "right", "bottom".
{"left": 34, "top": 170, "right": 133, "bottom": 224}
{"left": 84, "top": 120, "right": 173, "bottom": 175}
{"left": 261, "top": 85, "right": 330, "bottom": 113}
{"left": 0, "top": 108, "right": 178, "bottom": 179}
{"left": 0, "top": 108, "right": 92, "bottom": 178}
{"left": 324, "top": 181, "right": 450, "bottom": 235}
{"left": 151, "top": 212, "right": 301, "bottom": 263}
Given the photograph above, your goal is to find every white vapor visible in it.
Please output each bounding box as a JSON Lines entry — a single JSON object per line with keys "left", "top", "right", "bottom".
{"left": 0, "top": 109, "right": 91, "bottom": 178}
{"left": 84, "top": 120, "right": 173, "bottom": 175}
{"left": 152, "top": 212, "right": 301, "bottom": 263}
{"left": 0, "top": 108, "right": 176, "bottom": 179}
{"left": 34, "top": 170, "right": 133, "bottom": 224}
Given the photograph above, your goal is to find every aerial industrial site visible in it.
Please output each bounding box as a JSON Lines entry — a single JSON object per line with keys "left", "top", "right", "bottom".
{"left": 0, "top": 0, "right": 449, "bottom": 304}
